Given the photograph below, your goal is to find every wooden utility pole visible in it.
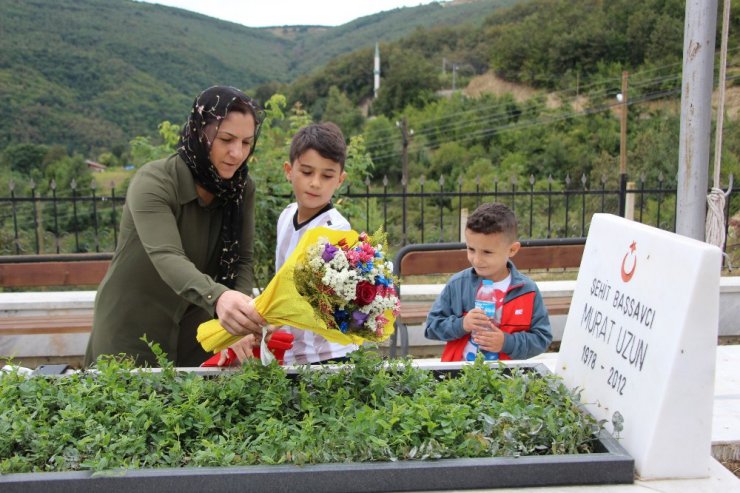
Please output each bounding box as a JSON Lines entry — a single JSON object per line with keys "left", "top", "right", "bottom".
{"left": 398, "top": 117, "right": 410, "bottom": 185}
{"left": 397, "top": 117, "right": 413, "bottom": 245}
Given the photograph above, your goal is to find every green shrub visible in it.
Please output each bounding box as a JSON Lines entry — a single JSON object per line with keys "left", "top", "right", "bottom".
{"left": 0, "top": 346, "right": 602, "bottom": 473}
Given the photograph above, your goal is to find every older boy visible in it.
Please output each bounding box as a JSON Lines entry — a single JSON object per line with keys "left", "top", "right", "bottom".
{"left": 219, "top": 122, "right": 357, "bottom": 365}
{"left": 424, "top": 203, "right": 552, "bottom": 361}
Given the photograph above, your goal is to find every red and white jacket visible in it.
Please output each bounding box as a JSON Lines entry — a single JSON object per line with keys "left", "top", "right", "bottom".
{"left": 424, "top": 262, "right": 552, "bottom": 361}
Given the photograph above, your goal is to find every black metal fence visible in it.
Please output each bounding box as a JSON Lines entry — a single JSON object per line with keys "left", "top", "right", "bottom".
{"left": 1, "top": 174, "right": 738, "bottom": 256}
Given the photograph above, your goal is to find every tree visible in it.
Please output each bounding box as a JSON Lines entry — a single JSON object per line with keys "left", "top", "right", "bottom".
{"left": 128, "top": 120, "right": 180, "bottom": 167}
{"left": 426, "top": 142, "right": 486, "bottom": 183}
{"left": 289, "top": 47, "right": 375, "bottom": 111}
{"left": 362, "top": 116, "right": 399, "bottom": 180}
{"left": 253, "top": 81, "right": 289, "bottom": 107}
{"left": 323, "top": 86, "right": 365, "bottom": 138}
{"left": 41, "top": 154, "right": 91, "bottom": 192}
{"left": 372, "top": 48, "right": 441, "bottom": 117}
{"left": 1, "top": 143, "right": 49, "bottom": 175}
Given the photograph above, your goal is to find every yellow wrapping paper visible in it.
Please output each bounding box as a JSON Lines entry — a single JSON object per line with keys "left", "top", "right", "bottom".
{"left": 197, "top": 227, "right": 396, "bottom": 353}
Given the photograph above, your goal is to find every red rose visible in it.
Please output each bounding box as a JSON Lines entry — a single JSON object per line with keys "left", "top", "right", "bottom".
{"left": 355, "top": 281, "right": 376, "bottom": 306}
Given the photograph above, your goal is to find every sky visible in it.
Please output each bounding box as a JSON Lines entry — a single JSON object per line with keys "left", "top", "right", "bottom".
{"left": 138, "top": 1, "right": 443, "bottom": 28}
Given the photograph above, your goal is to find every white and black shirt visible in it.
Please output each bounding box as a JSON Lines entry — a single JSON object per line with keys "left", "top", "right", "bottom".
{"left": 275, "top": 202, "right": 357, "bottom": 364}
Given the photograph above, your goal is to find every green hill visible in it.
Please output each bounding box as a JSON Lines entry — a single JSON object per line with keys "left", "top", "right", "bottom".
{"left": 0, "top": 0, "right": 516, "bottom": 153}
{"left": 286, "top": 0, "right": 519, "bottom": 75}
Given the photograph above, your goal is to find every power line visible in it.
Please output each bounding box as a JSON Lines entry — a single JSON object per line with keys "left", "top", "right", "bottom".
{"left": 365, "top": 80, "right": 716, "bottom": 162}
{"left": 363, "top": 44, "right": 740, "bottom": 162}
{"left": 364, "top": 44, "right": 740, "bottom": 146}
{"left": 363, "top": 65, "right": 692, "bottom": 150}
{"left": 364, "top": 83, "right": 669, "bottom": 154}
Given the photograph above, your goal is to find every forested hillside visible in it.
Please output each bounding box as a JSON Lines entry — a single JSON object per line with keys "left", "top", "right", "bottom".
{"left": 2, "top": 0, "right": 739, "bottom": 273}
{"left": 286, "top": 0, "right": 739, "bottom": 184}
{"left": 0, "top": 0, "right": 515, "bottom": 153}
{"left": 291, "top": 0, "right": 739, "bottom": 119}
{"left": 286, "top": 0, "right": 519, "bottom": 75}
{"left": 0, "top": 0, "right": 288, "bottom": 151}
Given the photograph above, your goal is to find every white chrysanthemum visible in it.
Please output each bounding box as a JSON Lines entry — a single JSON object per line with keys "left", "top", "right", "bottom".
{"left": 307, "top": 242, "right": 323, "bottom": 257}
{"left": 329, "top": 252, "right": 349, "bottom": 271}
{"left": 322, "top": 267, "right": 359, "bottom": 301}
{"left": 374, "top": 294, "right": 399, "bottom": 312}
{"left": 308, "top": 256, "right": 324, "bottom": 270}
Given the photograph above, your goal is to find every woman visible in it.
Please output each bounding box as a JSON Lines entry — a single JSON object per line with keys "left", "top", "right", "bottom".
{"left": 85, "top": 86, "right": 266, "bottom": 367}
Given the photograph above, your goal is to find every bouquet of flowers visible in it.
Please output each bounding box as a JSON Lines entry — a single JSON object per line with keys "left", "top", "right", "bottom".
{"left": 294, "top": 228, "right": 400, "bottom": 341}
{"left": 197, "top": 227, "right": 400, "bottom": 354}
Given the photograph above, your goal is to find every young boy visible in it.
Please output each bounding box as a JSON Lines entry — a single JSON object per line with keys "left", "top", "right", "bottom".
{"left": 220, "top": 122, "right": 357, "bottom": 365}
{"left": 424, "top": 203, "right": 552, "bottom": 361}
{"left": 275, "top": 121, "right": 357, "bottom": 364}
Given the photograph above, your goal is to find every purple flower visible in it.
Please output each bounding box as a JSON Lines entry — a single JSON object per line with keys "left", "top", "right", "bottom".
{"left": 352, "top": 310, "right": 369, "bottom": 327}
{"left": 322, "top": 243, "right": 339, "bottom": 262}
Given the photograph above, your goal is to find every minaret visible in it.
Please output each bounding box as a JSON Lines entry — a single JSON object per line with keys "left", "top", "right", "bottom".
{"left": 373, "top": 43, "right": 380, "bottom": 99}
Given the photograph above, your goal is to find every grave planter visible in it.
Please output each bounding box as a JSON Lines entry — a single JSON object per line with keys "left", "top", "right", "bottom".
{"left": 0, "top": 360, "right": 634, "bottom": 492}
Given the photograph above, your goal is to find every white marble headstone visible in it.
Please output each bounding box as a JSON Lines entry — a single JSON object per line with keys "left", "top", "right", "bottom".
{"left": 556, "top": 213, "right": 721, "bottom": 479}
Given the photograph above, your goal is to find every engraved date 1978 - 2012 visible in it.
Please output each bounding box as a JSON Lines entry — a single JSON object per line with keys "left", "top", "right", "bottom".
{"left": 581, "top": 344, "right": 627, "bottom": 396}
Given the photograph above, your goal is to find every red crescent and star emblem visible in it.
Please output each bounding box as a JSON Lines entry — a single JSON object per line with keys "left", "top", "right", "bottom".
{"left": 620, "top": 241, "right": 637, "bottom": 282}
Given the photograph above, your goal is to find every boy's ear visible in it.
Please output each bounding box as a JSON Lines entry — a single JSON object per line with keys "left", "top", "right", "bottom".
{"left": 508, "top": 241, "right": 521, "bottom": 258}
{"left": 336, "top": 170, "right": 347, "bottom": 187}
{"left": 282, "top": 161, "right": 292, "bottom": 181}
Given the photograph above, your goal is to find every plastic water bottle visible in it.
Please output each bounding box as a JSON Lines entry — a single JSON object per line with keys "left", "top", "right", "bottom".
{"left": 473, "top": 279, "right": 500, "bottom": 361}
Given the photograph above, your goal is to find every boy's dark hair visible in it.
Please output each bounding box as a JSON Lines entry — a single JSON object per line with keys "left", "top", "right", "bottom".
{"left": 289, "top": 122, "right": 346, "bottom": 170}
{"left": 466, "top": 202, "right": 518, "bottom": 240}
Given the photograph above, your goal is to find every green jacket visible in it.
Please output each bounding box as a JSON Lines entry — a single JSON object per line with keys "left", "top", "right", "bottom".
{"left": 85, "top": 154, "right": 255, "bottom": 367}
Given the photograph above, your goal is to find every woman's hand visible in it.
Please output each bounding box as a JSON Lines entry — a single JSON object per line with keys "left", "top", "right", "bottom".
{"left": 217, "top": 333, "right": 258, "bottom": 365}
{"left": 215, "top": 290, "right": 266, "bottom": 336}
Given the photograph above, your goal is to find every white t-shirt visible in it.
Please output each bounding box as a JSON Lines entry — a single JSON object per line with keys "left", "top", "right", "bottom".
{"left": 275, "top": 202, "right": 357, "bottom": 364}
{"left": 463, "top": 274, "right": 511, "bottom": 361}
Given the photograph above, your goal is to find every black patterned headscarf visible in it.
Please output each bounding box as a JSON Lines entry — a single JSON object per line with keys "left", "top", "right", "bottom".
{"left": 177, "top": 86, "right": 263, "bottom": 288}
